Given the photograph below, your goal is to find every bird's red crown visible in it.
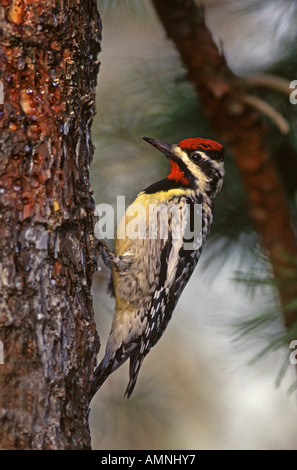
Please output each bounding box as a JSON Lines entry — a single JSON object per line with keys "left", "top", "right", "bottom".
{"left": 178, "top": 138, "right": 223, "bottom": 152}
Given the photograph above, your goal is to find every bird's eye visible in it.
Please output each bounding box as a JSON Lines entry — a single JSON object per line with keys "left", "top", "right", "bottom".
{"left": 190, "top": 152, "right": 202, "bottom": 162}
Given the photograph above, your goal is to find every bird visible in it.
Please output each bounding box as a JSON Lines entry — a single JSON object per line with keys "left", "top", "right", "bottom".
{"left": 91, "top": 136, "right": 224, "bottom": 398}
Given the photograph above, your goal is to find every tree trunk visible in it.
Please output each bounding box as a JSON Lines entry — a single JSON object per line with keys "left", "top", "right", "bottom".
{"left": 151, "top": 0, "right": 297, "bottom": 333}
{"left": 0, "top": 0, "right": 101, "bottom": 450}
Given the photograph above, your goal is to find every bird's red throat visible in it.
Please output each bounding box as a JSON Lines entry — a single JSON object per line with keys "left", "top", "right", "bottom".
{"left": 167, "top": 160, "right": 190, "bottom": 186}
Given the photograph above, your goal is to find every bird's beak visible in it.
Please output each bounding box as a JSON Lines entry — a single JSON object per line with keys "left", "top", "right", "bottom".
{"left": 143, "top": 136, "right": 177, "bottom": 160}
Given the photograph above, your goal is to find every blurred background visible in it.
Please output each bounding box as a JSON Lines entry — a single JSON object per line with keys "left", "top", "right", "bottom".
{"left": 90, "top": 0, "right": 297, "bottom": 449}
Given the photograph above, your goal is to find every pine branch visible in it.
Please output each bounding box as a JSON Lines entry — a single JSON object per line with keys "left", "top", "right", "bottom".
{"left": 245, "top": 74, "right": 293, "bottom": 96}
{"left": 240, "top": 94, "right": 290, "bottom": 134}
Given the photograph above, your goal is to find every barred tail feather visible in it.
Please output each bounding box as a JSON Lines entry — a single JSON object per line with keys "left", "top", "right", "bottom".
{"left": 90, "top": 361, "right": 112, "bottom": 399}
{"left": 90, "top": 354, "right": 126, "bottom": 399}
{"left": 90, "top": 341, "right": 139, "bottom": 399}
{"left": 124, "top": 351, "right": 145, "bottom": 398}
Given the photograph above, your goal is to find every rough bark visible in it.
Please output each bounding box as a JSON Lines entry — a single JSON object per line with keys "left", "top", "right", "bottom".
{"left": 151, "top": 0, "right": 297, "bottom": 332}
{"left": 0, "top": 0, "right": 101, "bottom": 450}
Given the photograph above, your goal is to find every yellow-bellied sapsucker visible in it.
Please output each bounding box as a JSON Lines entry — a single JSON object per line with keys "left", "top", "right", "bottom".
{"left": 91, "top": 136, "right": 224, "bottom": 398}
